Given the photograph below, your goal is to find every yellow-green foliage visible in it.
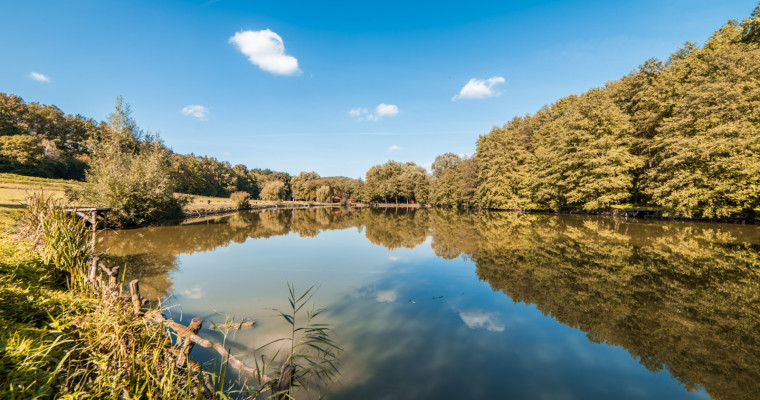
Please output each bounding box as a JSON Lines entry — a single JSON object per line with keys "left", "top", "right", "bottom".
{"left": 230, "top": 190, "right": 251, "bottom": 209}
{"left": 475, "top": 6, "right": 760, "bottom": 217}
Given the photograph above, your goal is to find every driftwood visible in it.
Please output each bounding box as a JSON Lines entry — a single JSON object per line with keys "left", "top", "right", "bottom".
{"left": 177, "top": 317, "right": 202, "bottom": 367}
{"left": 147, "top": 310, "right": 272, "bottom": 384}
{"left": 210, "top": 318, "right": 255, "bottom": 330}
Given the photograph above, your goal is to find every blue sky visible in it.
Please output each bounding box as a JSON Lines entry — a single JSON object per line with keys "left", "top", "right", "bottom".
{"left": 1, "top": 0, "right": 757, "bottom": 178}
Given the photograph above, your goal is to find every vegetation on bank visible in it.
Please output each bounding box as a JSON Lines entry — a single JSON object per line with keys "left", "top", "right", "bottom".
{"left": 0, "top": 197, "right": 340, "bottom": 398}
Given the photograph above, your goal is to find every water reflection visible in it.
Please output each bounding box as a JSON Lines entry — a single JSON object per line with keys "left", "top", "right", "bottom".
{"left": 97, "top": 208, "right": 760, "bottom": 400}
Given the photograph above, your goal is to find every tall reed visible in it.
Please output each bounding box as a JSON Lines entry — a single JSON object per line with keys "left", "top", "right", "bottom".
{"left": 18, "top": 193, "right": 91, "bottom": 291}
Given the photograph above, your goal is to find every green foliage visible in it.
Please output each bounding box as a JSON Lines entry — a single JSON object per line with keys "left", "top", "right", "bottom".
{"left": 18, "top": 193, "right": 92, "bottom": 291}
{"left": 364, "top": 161, "right": 430, "bottom": 204}
{"left": 315, "top": 185, "right": 332, "bottom": 203}
{"left": 265, "top": 284, "right": 341, "bottom": 399}
{"left": 643, "top": 20, "right": 760, "bottom": 217}
{"left": 0, "top": 134, "right": 46, "bottom": 175}
{"left": 230, "top": 190, "right": 251, "bottom": 209}
{"left": 72, "top": 97, "right": 184, "bottom": 226}
{"left": 0, "top": 92, "right": 99, "bottom": 180}
{"left": 474, "top": 7, "right": 760, "bottom": 217}
{"left": 260, "top": 180, "right": 287, "bottom": 201}
{"left": 431, "top": 156, "right": 479, "bottom": 208}
{"left": 431, "top": 152, "right": 461, "bottom": 179}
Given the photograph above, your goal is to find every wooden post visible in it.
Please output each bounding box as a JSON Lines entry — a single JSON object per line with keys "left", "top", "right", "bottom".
{"left": 88, "top": 257, "right": 99, "bottom": 288}
{"left": 177, "top": 317, "right": 203, "bottom": 367}
{"left": 129, "top": 279, "right": 142, "bottom": 315}
{"left": 276, "top": 362, "right": 295, "bottom": 398}
{"left": 108, "top": 265, "right": 120, "bottom": 290}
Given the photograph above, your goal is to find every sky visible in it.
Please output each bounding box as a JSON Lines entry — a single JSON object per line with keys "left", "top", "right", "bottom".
{"left": 1, "top": 0, "right": 758, "bottom": 178}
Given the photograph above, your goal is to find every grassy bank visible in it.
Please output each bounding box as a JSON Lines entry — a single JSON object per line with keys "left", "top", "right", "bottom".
{"left": 0, "top": 196, "right": 339, "bottom": 399}
{"left": 0, "top": 210, "right": 222, "bottom": 398}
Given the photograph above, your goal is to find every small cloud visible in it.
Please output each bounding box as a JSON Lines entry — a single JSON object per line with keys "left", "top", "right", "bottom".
{"left": 389, "top": 145, "right": 401, "bottom": 151}
{"left": 350, "top": 103, "right": 399, "bottom": 121}
{"left": 452, "top": 76, "right": 505, "bottom": 101}
{"left": 458, "top": 153, "right": 472, "bottom": 159}
{"left": 376, "top": 103, "right": 399, "bottom": 117}
{"left": 458, "top": 309, "right": 505, "bottom": 332}
{"left": 181, "top": 104, "right": 209, "bottom": 120}
{"left": 29, "top": 72, "right": 51, "bottom": 82}
{"left": 375, "top": 290, "right": 398, "bottom": 303}
{"left": 229, "top": 29, "right": 301, "bottom": 76}
{"left": 388, "top": 253, "right": 400, "bottom": 261}
{"left": 221, "top": 151, "right": 232, "bottom": 157}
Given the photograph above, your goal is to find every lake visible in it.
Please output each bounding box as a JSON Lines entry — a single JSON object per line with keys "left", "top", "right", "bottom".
{"left": 96, "top": 208, "right": 760, "bottom": 400}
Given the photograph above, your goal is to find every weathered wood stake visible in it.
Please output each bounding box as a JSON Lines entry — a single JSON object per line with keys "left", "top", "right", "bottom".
{"left": 129, "top": 279, "right": 142, "bottom": 315}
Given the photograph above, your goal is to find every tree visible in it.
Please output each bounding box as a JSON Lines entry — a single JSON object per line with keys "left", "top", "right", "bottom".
{"left": 431, "top": 153, "right": 461, "bottom": 179}
{"left": 73, "top": 97, "right": 184, "bottom": 226}
{"left": 316, "top": 185, "right": 332, "bottom": 203}
{"left": 260, "top": 180, "right": 286, "bottom": 201}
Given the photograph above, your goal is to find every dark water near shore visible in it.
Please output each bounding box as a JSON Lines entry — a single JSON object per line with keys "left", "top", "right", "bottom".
{"left": 96, "top": 208, "right": 760, "bottom": 400}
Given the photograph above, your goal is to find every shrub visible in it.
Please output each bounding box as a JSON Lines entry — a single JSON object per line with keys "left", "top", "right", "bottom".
{"left": 260, "top": 180, "right": 286, "bottom": 201}
{"left": 230, "top": 190, "right": 251, "bottom": 209}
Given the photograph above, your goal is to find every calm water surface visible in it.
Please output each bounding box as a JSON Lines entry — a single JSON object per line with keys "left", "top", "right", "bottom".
{"left": 96, "top": 208, "right": 760, "bottom": 400}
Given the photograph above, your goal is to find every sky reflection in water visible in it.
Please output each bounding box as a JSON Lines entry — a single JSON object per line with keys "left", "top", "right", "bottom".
{"left": 96, "top": 208, "right": 760, "bottom": 400}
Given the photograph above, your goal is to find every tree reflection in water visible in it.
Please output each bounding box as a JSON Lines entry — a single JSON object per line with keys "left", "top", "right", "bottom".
{"left": 97, "top": 208, "right": 760, "bottom": 400}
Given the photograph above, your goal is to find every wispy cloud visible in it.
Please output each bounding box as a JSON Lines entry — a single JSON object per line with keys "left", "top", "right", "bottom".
{"left": 452, "top": 76, "right": 505, "bottom": 101}
{"left": 389, "top": 145, "right": 401, "bottom": 151}
{"left": 229, "top": 29, "right": 301, "bottom": 75}
{"left": 350, "top": 103, "right": 400, "bottom": 121}
{"left": 29, "top": 71, "right": 51, "bottom": 82}
{"left": 181, "top": 104, "right": 209, "bottom": 120}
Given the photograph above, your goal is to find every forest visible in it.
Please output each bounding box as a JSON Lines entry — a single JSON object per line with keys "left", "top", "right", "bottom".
{"left": 1, "top": 6, "right": 759, "bottom": 221}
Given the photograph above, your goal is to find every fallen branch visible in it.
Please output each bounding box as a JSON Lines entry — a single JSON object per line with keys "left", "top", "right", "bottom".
{"left": 146, "top": 310, "right": 272, "bottom": 383}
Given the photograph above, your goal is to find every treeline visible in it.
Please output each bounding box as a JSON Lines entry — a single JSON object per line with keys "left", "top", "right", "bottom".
{"left": 0, "top": 93, "right": 98, "bottom": 179}
{"left": 474, "top": 7, "right": 760, "bottom": 218}
{"left": 372, "top": 5, "right": 760, "bottom": 218}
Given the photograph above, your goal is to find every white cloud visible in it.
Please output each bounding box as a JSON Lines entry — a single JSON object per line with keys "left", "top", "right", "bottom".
{"left": 229, "top": 29, "right": 301, "bottom": 76}
{"left": 458, "top": 309, "right": 505, "bottom": 332}
{"left": 181, "top": 104, "right": 209, "bottom": 120}
{"left": 375, "top": 103, "right": 399, "bottom": 117}
{"left": 389, "top": 145, "right": 401, "bottom": 151}
{"left": 375, "top": 290, "right": 398, "bottom": 303}
{"left": 29, "top": 72, "right": 51, "bottom": 82}
{"left": 350, "top": 103, "right": 399, "bottom": 121}
{"left": 452, "top": 76, "right": 505, "bottom": 101}
{"left": 349, "top": 107, "right": 367, "bottom": 117}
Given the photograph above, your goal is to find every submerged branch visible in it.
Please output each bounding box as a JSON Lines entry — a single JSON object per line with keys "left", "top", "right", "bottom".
{"left": 146, "top": 310, "right": 272, "bottom": 383}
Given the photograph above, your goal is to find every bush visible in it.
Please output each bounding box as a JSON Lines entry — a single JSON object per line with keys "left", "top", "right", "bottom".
{"left": 230, "top": 191, "right": 251, "bottom": 209}
{"left": 260, "top": 180, "right": 286, "bottom": 201}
